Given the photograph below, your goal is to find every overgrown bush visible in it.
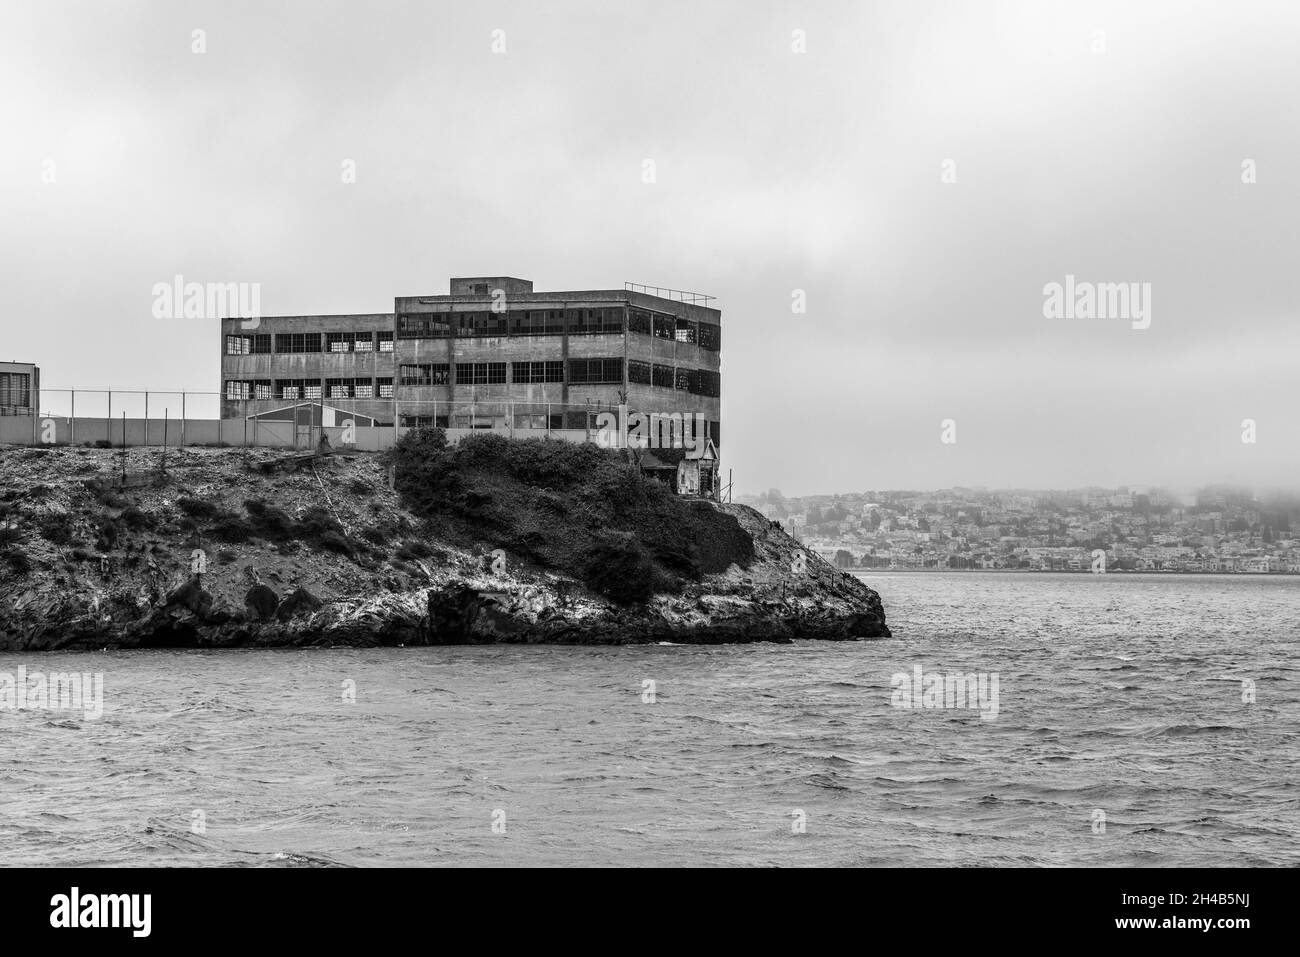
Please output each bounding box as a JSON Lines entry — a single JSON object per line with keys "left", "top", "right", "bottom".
{"left": 4, "top": 550, "right": 33, "bottom": 577}
{"left": 360, "top": 524, "right": 391, "bottom": 546}
{"left": 244, "top": 499, "right": 294, "bottom": 539}
{"left": 178, "top": 497, "right": 218, "bottom": 521}
{"left": 209, "top": 511, "right": 256, "bottom": 543}
{"left": 582, "top": 532, "right": 656, "bottom": 604}
{"left": 396, "top": 540, "right": 433, "bottom": 561}
{"left": 120, "top": 506, "right": 155, "bottom": 532}
{"left": 37, "top": 514, "right": 74, "bottom": 546}
{"left": 383, "top": 429, "right": 754, "bottom": 601}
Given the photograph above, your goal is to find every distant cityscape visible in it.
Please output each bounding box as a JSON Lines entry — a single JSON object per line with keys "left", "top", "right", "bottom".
{"left": 739, "top": 486, "right": 1300, "bottom": 574}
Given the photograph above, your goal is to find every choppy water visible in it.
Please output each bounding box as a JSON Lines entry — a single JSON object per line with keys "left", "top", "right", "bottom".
{"left": 2, "top": 572, "right": 1296, "bottom": 866}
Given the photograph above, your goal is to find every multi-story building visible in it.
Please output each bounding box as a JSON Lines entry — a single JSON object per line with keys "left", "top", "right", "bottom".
{"left": 221, "top": 277, "right": 722, "bottom": 446}
{"left": 0, "top": 361, "right": 39, "bottom": 416}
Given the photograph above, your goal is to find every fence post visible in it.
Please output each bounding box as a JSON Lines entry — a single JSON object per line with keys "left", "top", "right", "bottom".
{"left": 144, "top": 391, "right": 149, "bottom": 449}
{"left": 70, "top": 390, "right": 76, "bottom": 446}
{"left": 107, "top": 390, "right": 112, "bottom": 445}
{"left": 181, "top": 392, "right": 186, "bottom": 448}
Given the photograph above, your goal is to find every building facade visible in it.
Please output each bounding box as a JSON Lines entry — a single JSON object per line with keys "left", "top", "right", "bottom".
{"left": 0, "top": 361, "right": 39, "bottom": 416}
{"left": 221, "top": 278, "right": 722, "bottom": 447}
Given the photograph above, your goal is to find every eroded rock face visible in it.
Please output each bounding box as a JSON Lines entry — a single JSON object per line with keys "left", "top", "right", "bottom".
{"left": 0, "top": 450, "right": 890, "bottom": 650}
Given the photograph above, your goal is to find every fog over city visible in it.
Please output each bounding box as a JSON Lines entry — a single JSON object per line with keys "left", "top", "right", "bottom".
{"left": 2, "top": 0, "right": 1296, "bottom": 496}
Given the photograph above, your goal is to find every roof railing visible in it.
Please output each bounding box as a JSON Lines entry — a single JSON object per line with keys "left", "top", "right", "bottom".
{"left": 624, "top": 282, "right": 716, "bottom": 305}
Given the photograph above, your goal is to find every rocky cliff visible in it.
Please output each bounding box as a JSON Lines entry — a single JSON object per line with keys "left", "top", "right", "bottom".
{"left": 0, "top": 442, "right": 889, "bottom": 649}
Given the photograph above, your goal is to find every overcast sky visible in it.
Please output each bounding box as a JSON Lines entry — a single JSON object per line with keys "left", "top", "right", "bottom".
{"left": 2, "top": 0, "right": 1297, "bottom": 496}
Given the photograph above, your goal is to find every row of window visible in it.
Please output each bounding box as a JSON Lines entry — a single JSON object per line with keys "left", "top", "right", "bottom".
{"left": 229, "top": 362, "right": 720, "bottom": 398}
{"left": 397, "top": 359, "right": 717, "bottom": 392}
{"left": 627, "top": 361, "right": 721, "bottom": 397}
{"left": 225, "top": 332, "right": 397, "bottom": 355}
{"left": 395, "top": 308, "right": 720, "bottom": 350}
{"left": 225, "top": 378, "right": 396, "bottom": 401}
{"left": 395, "top": 413, "right": 721, "bottom": 445}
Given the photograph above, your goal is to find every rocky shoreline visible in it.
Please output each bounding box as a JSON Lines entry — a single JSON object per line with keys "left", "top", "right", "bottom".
{"left": 0, "top": 446, "right": 890, "bottom": 649}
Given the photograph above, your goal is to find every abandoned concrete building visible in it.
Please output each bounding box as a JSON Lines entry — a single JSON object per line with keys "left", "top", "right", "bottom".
{"left": 220, "top": 278, "right": 722, "bottom": 448}
{"left": 0, "top": 361, "right": 39, "bottom": 416}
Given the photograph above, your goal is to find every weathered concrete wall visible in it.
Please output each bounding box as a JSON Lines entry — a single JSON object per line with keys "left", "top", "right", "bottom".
{"left": 0, "top": 419, "right": 654, "bottom": 454}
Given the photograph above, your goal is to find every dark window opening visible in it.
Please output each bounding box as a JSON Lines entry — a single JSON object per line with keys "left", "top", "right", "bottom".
{"left": 693, "top": 370, "right": 721, "bottom": 397}
{"left": 455, "top": 362, "right": 507, "bottom": 385}
{"left": 511, "top": 361, "right": 565, "bottom": 384}
{"left": 568, "top": 358, "right": 623, "bottom": 385}
{"left": 274, "top": 333, "right": 322, "bottom": 354}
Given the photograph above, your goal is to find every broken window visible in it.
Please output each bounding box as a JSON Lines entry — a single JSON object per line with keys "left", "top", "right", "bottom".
{"left": 698, "top": 323, "right": 721, "bottom": 352}
{"left": 627, "top": 310, "right": 652, "bottom": 335}
{"left": 509, "top": 310, "right": 565, "bottom": 336}
{"left": 376, "top": 377, "right": 394, "bottom": 398}
{"left": 398, "top": 314, "right": 453, "bottom": 338}
{"left": 651, "top": 364, "right": 674, "bottom": 389}
{"left": 399, "top": 364, "right": 451, "bottom": 386}
{"left": 628, "top": 360, "right": 652, "bottom": 385}
{"left": 326, "top": 378, "right": 355, "bottom": 399}
{"left": 226, "top": 333, "right": 271, "bottom": 355}
{"left": 225, "top": 381, "right": 252, "bottom": 400}
{"left": 693, "top": 370, "right": 721, "bottom": 397}
{"left": 276, "top": 378, "right": 322, "bottom": 399}
{"left": 354, "top": 382, "right": 374, "bottom": 399}
{"left": 674, "top": 368, "right": 693, "bottom": 391}
{"left": 568, "top": 358, "right": 623, "bottom": 385}
{"left": 326, "top": 332, "right": 357, "bottom": 353}
{"left": 0, "top": 372, "right": 32, "bottom": 412}
{"left": 378, "top": 331, "right": 395, "bottom": 352}
{"left": 674, "top": 318, "right": 697, "bottom": 343}
{"left": 652, "top": 315, "right": 674, "bottom": 340}
{"left": 454, "top": 312, "right": 508, "bottom": 338}
{"left": 567, "top": 307, "right": 624, "bottom": 335}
